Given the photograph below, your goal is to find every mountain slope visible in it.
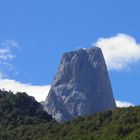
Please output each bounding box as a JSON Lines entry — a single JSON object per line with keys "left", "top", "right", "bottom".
{"left": 0, "top": 90, "right": 53, "bottom": 128}
{"left": 0, "top": 90, "right": 139, "bottom": 140}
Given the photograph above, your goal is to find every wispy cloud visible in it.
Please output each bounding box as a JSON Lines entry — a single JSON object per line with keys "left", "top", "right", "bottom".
{"left": 0, "top": 40, "right": 19, "bottom": 78}
{"left": 0, "top": 79, "right": 50, "bottom": 102}
{"left": 0, "top": 40, "right": 18, "bottom": 60}
{"left": 115, "top": 100, "right": 134, "bottom": 108}
{"left": 94, "top": 33, "right": 140, "bottom": 70}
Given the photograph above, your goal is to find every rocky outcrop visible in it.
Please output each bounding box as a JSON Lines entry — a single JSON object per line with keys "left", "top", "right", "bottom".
{"left": 42, "top": 47, "right": 116, "bottom": 122}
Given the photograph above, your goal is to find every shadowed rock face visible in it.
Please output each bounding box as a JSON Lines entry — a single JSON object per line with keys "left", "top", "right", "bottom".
{"left": 42, "top": 47, "right": 116, "bottom": 122}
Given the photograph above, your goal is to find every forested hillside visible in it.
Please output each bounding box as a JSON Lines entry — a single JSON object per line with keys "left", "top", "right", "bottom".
{"left": 0, "top": 90, "right": 140, "bottom": 140}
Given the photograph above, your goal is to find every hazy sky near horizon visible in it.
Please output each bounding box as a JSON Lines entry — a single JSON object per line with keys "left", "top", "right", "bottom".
{"left": 0, "top": 0, "right": 140, "bottom": 105}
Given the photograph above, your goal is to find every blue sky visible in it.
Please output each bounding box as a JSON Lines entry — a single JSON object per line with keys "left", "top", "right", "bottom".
{"left": 0, "top": 0, "right": 140, "bottom": 106}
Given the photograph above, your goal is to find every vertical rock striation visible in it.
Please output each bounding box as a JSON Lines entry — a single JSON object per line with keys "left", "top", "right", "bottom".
{"left": 42, "top": 47, "right": 116, "bottom": 122}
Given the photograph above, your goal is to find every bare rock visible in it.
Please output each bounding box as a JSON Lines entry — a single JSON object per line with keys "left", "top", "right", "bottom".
{"left": 42, "top": 47, "right": 116, "bottom": 122}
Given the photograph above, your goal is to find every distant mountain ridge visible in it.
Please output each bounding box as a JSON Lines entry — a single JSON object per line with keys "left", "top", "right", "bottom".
{"left": 42, "top": 47, "right": 116, "bottom": 122}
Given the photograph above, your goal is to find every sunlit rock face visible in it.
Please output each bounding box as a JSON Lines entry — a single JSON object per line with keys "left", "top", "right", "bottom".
{"left": 42, "top": 47, "right": 116, "bottom": 122}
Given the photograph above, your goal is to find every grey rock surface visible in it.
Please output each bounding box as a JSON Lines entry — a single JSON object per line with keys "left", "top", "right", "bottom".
{"left": 42, "top": 47, "right": 116, "bottom": 122}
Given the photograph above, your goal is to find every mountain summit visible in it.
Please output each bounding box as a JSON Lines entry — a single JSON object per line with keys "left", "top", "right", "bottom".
{"left": 42, "top": 47, "right": 116, "bottom": 122}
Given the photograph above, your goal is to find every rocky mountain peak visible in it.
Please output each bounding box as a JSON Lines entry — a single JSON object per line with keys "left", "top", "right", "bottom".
{"left": 42, "top": 47, "right": 116, "bottom": 122}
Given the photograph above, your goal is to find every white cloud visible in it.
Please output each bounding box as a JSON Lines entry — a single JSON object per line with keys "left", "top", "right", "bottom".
{"left": 94, "top": 33, "right": 140, "bottom": 70}
{"left": 0, "top": 40, "right": 19, "bottom": 78}
{"left": 0, "top": 48, "right": 14, "bottom": 60}
{"left": 0, "top": 79, "right": 50, "bottom": 102}
{"left": 115, "top": 100, "right": 134, "bottom": 108}
{"left": 0, "top": 40, "right": 18, "bottom": 60}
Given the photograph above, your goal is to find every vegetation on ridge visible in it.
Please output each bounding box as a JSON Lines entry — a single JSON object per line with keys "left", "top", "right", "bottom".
{"left": 0, "top": 90, "right": 140, "bottom": 140}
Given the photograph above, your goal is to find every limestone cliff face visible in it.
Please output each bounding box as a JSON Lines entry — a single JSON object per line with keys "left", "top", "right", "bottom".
{"left": 42, "top": 47, "right": 116, "bottom": 122}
